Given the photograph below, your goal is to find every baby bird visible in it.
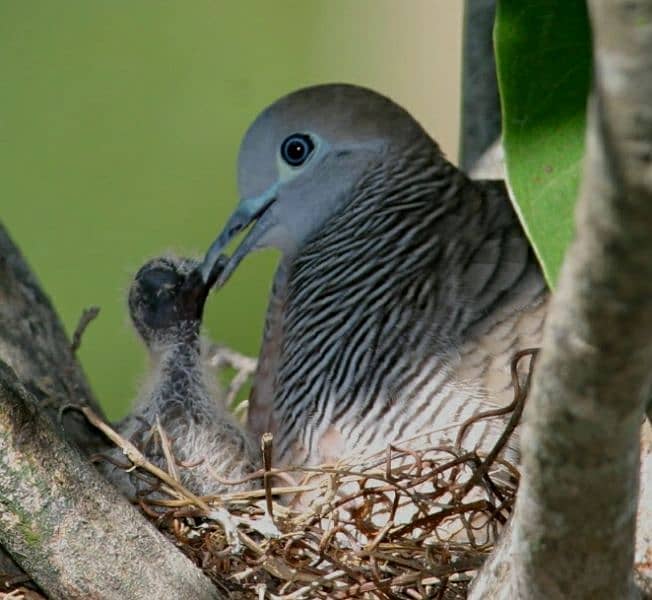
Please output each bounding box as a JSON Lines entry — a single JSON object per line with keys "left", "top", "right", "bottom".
{"left": 100, "top": 255, "right": 257, "bottom": 498}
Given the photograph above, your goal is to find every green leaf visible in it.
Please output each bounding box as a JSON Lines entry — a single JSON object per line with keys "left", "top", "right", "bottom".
{"left": 495, "top": 0, "right": 592, "bottom": 286}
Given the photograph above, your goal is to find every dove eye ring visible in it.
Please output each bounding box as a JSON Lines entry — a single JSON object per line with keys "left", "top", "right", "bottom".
{"left": 280, "top": 133, "right": 315, "bottom": 167}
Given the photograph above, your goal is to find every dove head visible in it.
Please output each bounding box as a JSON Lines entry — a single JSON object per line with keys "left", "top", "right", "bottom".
{"left": 201, "top": 83, "right": 439, "bottom": 286}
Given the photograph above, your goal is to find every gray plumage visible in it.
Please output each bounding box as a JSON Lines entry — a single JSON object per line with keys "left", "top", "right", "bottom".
{"left": 202, "top": 84, "right": 548, "bottom": 467}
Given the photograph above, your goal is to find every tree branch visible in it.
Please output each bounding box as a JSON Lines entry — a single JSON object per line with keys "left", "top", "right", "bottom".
{"left": 0, "top": 223, "right": 112, "bottom": 585}
{"left": 471, "top": 2, "right": 652, "bottom": 598}
{"left": 460, "top": 0, "right": 501, "bottom": 171}
{"left": 0, "top": 359, "right": 222, "bottom": 599}
{"left": 0, "top": 223, "right": 104, "bottom": 452}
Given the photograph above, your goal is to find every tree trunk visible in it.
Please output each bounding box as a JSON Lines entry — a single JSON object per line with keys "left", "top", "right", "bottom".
{"left": 471, "top": 2, "right": 652, "bottom": 598}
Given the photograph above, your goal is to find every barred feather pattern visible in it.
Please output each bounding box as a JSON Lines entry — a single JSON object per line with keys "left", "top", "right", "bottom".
{"left": 254, "top": 142, "right": 547, "bottom": 466}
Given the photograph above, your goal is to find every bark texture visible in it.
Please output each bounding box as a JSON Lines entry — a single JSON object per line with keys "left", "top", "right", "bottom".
{"left": 0, "top": 222, "right": 109, "bottom": 588}
{"left": 0, "top": 223, "right": 104, "bottom": 452}
{"left": 471, "top": 2, "right": 652, "bottom": 598}
{"left": 460, "top": 0, "right": 501, "bottom": 170}
{"left": 0, "top": 359, "right": 222, "bottom": 600}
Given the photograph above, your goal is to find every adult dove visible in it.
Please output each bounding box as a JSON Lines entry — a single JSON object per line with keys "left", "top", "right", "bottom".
{"left": 201, "top": 84, "right": 547, "bottom": 467}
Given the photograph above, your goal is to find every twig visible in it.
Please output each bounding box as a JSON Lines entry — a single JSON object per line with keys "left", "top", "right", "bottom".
{"left": 459, "top": 348, "right": 538, "bottom": 498}
{"left": 206, "top": 344, "right": 257, "bottom": 406}
{"left": 261, "top": 433, "right": 274, "bottom": 522}
{"left": 156, "top": 416, "right": 181, "bottom": 483}
{"left": 72, "top": 405, "right": 212, "bottom": 511}
{"left": 70, "top": 306, "right": 100, "bottom": 355}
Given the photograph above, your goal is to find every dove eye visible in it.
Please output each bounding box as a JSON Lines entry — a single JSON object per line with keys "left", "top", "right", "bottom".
{"left": 280, "top": 133, "right": 315, "bottom": 167}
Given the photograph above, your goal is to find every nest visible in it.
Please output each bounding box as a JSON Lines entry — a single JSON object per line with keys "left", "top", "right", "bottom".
{"left": 81, "top": 349, "right": 536, "bottom": 600}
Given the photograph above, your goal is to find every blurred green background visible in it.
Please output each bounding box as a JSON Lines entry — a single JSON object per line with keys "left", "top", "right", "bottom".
{"left": 1, "top": 1, "right": 462, "bottom": 419}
